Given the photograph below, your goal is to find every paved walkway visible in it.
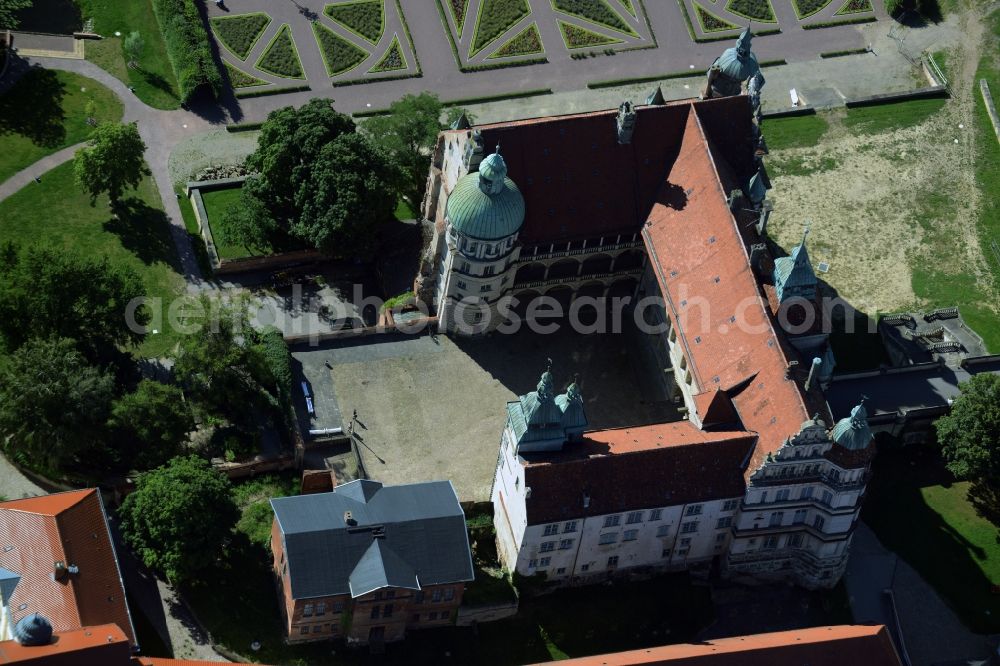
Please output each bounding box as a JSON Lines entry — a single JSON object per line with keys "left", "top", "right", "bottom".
{"left": 0, "top": 141, "right": 86, "bottom": 200}
{"left": 845, "top": 522, "right": 992, "bottom": 666}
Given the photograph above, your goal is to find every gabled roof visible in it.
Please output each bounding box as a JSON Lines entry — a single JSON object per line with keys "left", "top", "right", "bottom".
{"left": 694, "top": 389, "right": 740, "bottom": 427}
{"left": 271, "top": 480, "right": 473, "bottom": 599}
{"left": 0, "top": 490, "right": 135, "bottom": 646}
{"left": 529, "top": 624, "right": 902, "bottom": 666}
{"left": 642, "top": 102, "right": 822, "bottom": 480}
{"left": 522, "top": 422, "right": 756, "bottom": 524}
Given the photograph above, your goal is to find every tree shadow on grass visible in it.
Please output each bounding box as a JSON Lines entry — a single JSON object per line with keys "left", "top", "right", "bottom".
{"left": 0, "top": 67, "right": 66, "bottom": 147}
{"left": 105, "top": 197, "right": 183, "bottom": 271}
{"left": 140, "top": 69, "right": 180, "bottom": 101}
{"left": 967, "top": 480, "right": 1000, "bottom": 533}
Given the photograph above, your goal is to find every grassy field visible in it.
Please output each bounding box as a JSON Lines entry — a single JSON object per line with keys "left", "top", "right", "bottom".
{"left": 77, "top": 0, "right": 182, "bottom": 109}
{"left": 863, "top": 448, "right": 1000, "bottom": 633}
{"left": 200, "top": 186, "right": 263, "bottom": 260}
{"left": 842, "top": 98, "right": 947, "bottom": 134}
{"left": 0, "top": 69, "right": 122, "bottom": 183}
{"left": 761, "top": 113, "right": 830, "bottom": 150}
{"left": 0, "top": 161, "right": 185, "bottom": 358}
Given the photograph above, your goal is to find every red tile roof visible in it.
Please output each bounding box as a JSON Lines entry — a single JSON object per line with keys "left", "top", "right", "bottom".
{"left": 530, "top": 624, "right": 902, "bottom": 665}
{"left": 0, "top": 490, "right": 135, "bottom": 646}
{"left": 523, "top": 422, "right": 756, "bottom": 524}
{"left": 641, "top": 104, "right": 816, "bottom": 480}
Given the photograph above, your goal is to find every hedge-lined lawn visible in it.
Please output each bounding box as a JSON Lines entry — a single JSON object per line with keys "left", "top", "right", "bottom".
{"left": 76, "top": 0, "right": 181, "bottom": 109}
{"left": 449, "top": 0, "right": 471, "bottom": 34}
{"left": 324, "top": 0, "right": 385, "bottom": 45}
{"left": 724, "top": 0, "right": 777, "bottom": 21}
{"left": 224, "top": 61, "right": 268, "bottom": 89}
{"left": 696, "top": 3, "right": 740, "bottom": 31}
{"left": 0, "top": 69, "right": 122, "bottom": 183}
{"left": 211, "top": 12, "right": 272, "bottom": 60}
{"left": 369, "top": 34, "right": 407, "bottom": 72}
{"left": 558, "top": 20, "right": 622, "bottom": 48}
{"left": 313, "top": 21, "right": 370, "bottom": 76}
{"left": 792, "top": 0, "right": 832, "bottom": 18}
{"left": 471, "top": 0, "right": 531, "bottom": 56}
{"left": 489, "top": 22, "right": 543, "bottom": 58}
{"left": 835, "top": 0, "right": 872, "bottom": 13}
{"left": 201, "top": 187, "right": 265, "bottom": 260}
{"left": 257, "top": 24, "right": 305, "bottom": 79}
{"left": 0, "top": 161, "right": 185, "bottom": 358}
{"left": 552, "top": 0, "right": 637, "bottom": 36}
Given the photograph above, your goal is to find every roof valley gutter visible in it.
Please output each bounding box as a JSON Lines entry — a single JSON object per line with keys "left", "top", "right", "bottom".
{"left": 98, "top": 492, "right": 139, "bottom": 653}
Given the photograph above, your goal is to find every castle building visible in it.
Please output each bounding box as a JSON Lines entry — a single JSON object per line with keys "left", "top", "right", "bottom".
{"left": 420, "top": 30, "right": 871, "bottom": 590}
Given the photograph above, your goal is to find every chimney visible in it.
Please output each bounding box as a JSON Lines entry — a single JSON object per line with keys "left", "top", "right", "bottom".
{"left": 749, "top": 243, "right": 768, "bottom": 275}
{"left": 785, "top": 360, "right": 799, "bottom": 380}
{"left": 617, "top": 101, "right": 636, "bottom": 145}
{"left": 805, "top": 357, "right": 822, "bottom": 392}
{"left": 756, "top": 200, "right": 773, "bottom": 236}
{"left": 53, "top": 561, "right": 67, "bottom": 581}
{"left": 344, "top": 511, "right": 356, "bottom": 527}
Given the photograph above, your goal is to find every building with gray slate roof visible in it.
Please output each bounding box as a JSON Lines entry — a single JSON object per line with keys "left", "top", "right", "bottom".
{"left": 270, "top": 479, "right": 473, "bottom": 647}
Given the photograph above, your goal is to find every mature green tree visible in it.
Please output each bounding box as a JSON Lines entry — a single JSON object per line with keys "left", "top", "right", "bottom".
{"left": 219, "top": 186, "right": 278, "bottom": 251}
{"left": 74, "top": 122, "right": 149, "bottom": 205}
{"left": 0, "top": 338, "right": 115, "bottom": 469}
{"left": 123, "top": 31, "right": 144, "bottom": 69}
{"left": 171, "top": 299, "right": 279, "bottom": 431}
{"left": 937, "top": 373, "right": 1000, "bottom": 482}
{"left": 0, "top": 243, "right": 149, "bottom": 365}
{"left": 363, "top": 93, "right": 474, "bottom": 213}
{"left": 0, "top": 0, "right": 32, "bottom": 29}
{"left": 290, "top": 132, "right": 396, "bottom": 255}
{"left": 110, "top": 380, "right": 194, "bottom": 470}
{"left": 119, "top": 455, "right": 239, "bottom": 581}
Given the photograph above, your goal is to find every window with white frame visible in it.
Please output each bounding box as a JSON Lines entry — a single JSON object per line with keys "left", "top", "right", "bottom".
{"left": 528, "top": 559, "right": 537, "bottom": 568}
{"left": 607, "top": 556, "right": 619, "bottom": 568}
{"left": 681, "top": 521, "right": 698, "bottom": 534}
{"left": 763, "top": 536, "right": 779, "bottom": 549}
{"left": 598, "top": 532, "right": 617, "bottom": 545}
{"left": 679, "top": 537, "right": 691, "bottom": 546}
{"left": 813, "top": 515, "right": 826, "bottom": 530}
{"left": 623, "top": 529, "right": 638, "bottom": 541}
{"left": 801, "top": 486, "right": 814, "bottom": 500}
{"left": 543, "top": 524, "right": 559, "bottom": 536}
{"left": 626, "top": 511, "right": 643, "bottom": 524}
{"left": 603, "top": 515, "right": 621, "bottom": 528}
{"left": 821, "top": 490, "right": 833, "bottom": 506}
{"left": 563, "top": 520, "right": 578, "bottom": 533}
{"left": 722, "top": 499, "right": 739, "bottom": 512}
{"left": 685, "top": 504, "right": 703, "bottom": 516}
{"left": 793, "top": 509, "right": 808, "bottom": 524}
{"left": 649, "top": 508, "right": 663, "bottom": 521}
{"left": 539, "top": 557, "right": 551, "bottom": 567}
{"left": 559, "top": 538, "right": 574, "bottom": 550}
{"left": 716, "top": 516, "right": 732, "bottom": 529}
{"left": 776, "top": 488, "right": 790, "bottom": 501}
{"left": 789, "top": 534, "right": 804, "bottom": 548}
{"left": 655, "top": 524, "right": 670, "bottom": 537}
{"left": 540, "top": 541, "right": 555, "bottom": 552}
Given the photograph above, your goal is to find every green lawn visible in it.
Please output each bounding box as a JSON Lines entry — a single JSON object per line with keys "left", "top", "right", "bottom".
{"left": 200, "top": 186, "right": 262, "bottom": 260}
{"left": 0, "top": 161, "right": 185, "bottom": 358}
{"left": 394, "top": 199, "right": 416, "bottom": 220}
{"left": 210, "top": 12, "right": 272, "bottom": 60}
{"left": 0, "top": 69, "right": 122, "bottom": 183}
{"left": 761, "top": 113, "right": 830, "bottom": 151}
{"left": 471, "top": 0, "right": 531, "bottom": 56}
{"left": 863, "top": 448, "right": 1000, "bottom": 633}
{"left": 313, "top": 20, "right": 370, "bottom": 77}
{"left": 77, "top": 0, "right": 182, "bottom": 109}
{"left": 257, "top": 23, "right": 306, "bottom": 79}
{"left": 842, "top": 98, "right": 948, "bottom": 134}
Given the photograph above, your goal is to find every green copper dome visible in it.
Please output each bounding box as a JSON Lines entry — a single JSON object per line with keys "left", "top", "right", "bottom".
{"left": 446, "top": 150, "right": 525, "bottom": 241}
{"left": 715, "top": 28, "right": 760, "bottom": 83}
{"left": 830, "top": 400, "right": 873, "bottom": 451}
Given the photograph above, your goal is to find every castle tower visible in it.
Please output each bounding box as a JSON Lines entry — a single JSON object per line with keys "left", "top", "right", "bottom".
{"left": 703, "top": 27, "right": 762, "bottom": 99}
{"left": 617, "top": 100, "right": 636, "bottom": 144}
{"left": 436, "top": 146, "right": 526, "bottom": 334}
{"left": 773, "top": 228, "right": 818, "bottom": 303}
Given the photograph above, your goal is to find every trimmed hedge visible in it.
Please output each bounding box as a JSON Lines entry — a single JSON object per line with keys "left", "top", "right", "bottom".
{"left": 588, "top": 69, "right": 706, "bottom": 89}
{"left": 820, "top": 47, "right": 869, "bottom": 57}
{"left": 259, "top": 327, "right": 293, "bottom": 408}
{"left": 695, "top": 3, "right": 740, "bottom": 32}
{"left": 151, "top": 0, "right": 223, "bottom": 101}
{"left": 233, "top": 83, "right": 311, "bottom": 98}
{"left": 553, "top": 0, "right": 638, "bottom": 36}
{"left": 470, "top": 0, "right": 531, "bottom": 57}
{"left": 724, "top": 0, "right": 777, "bottom": 22}
{"left": 559, "top": 20, "right": 623, "bottom": 48}
{"left": 370, "top": 34, "right": 408, "bottom": 72}
{"left": 791, "top": 0, "right": 833, "bottom": 18}
{"left": 802, "top": 14, "right": 876, "bottom": 27}
{"left": 836, "top": 0, "right": 873, "bottom": 12}
{"left": 489, "top": 22, "right": 544, "bottom": 57}
{"left": 226, "top": 121, "right": 265, "bottom": 132}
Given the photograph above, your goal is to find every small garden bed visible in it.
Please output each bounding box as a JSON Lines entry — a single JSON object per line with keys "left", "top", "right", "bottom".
{"left": 200, "top": 185, "right": 304, "bottom": 260}
{"left": 313, "top": 21, "right": 370, "bottom": 76}
{"left": 614, "top": 0, "right": 637, "bottom": 17}
{"left": 724, "top": 0, "right": 777, "bottom": 21}
{"left": 470, "top": 0, "right": 531, "bottom": 57}
{"left": 369, "top": 34, "right": 408, "bottom": 72}
{"left": 488, "top": 22, "right": 544, "bottom": 58}
{"left": 552, "top": 0, "right": 637, "bottom": 36}
{"left": 256, "top": 23, "right": 305, "bottom": 79}
{"left": 559, "top": 20, "right": 623, "bottom": 48}
{"left": 695, "top": 2, "right": 740, "bottom": 31}
{"left": 324, "top": 0, "right": 385, "bottom": 45}
{"left": 836, "top": 0, "right": 873, "bottom": 13}
{"left": 449, "top": 0, "right": 471, "bottom": 34}
{"left": 224, "top": 61, "right": 268, "bottom": 89}
{"left": 792, "top": 0, "right": 833, "bottom": 18}
{"left": 210, "top": 12, "right": 271, "bottom": 60}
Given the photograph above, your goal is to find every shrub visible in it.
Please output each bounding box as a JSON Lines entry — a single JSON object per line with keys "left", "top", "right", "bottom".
{"left": 210, "top": 12, "right": 271, "bottom": 60}
{"left": 257, "top": 23, "right": 305, "bottom": 78}
{"left": 792, "top": 0, "right": 832, "bottom": 17}
{"left": 150, "top": 0, "right": 223, "bottom": 101}
{"left": 471, "top": 0, "right": 531, "bottom": 56}
{"left": 696, "top": 3, "right": 740, "bottom": 31}
{"left": 884, "top": 0, "right": 903, "bottom": 13}
{"left": 224, "top": 61, "right": 267, "bottom": 88}
{"left": 313, "top": 21, "right": 369, "bottom": 76}
{"left": 724, "top": 0, "right": 777, "bottom": 21}
{"left": 258, "top": 327, "right": 292, "bottom": 409}
{"left": 370, "top": 34, "right": 407, "bottom": 72}
{"left": 559, "top": 19, "right": 621, "bottom": 48}
{"left": 553, "top": 0, "right": 637, "bottom": 35}
{"left": 449, "top": 0, "right": 471, "bottom": 32}
{"left": 836, "top": 0, "right": 873, "bottom": 11}
{"left": 325, "top": 0, "right": 385, "bottom": 44}
{"left": 488, "top": 22, "right": 543, "bottom": 58}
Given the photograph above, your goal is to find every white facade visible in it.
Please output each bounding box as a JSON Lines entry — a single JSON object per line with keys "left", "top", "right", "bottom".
{"left": 436, "top": 227, "right": 521, "bottom": 334}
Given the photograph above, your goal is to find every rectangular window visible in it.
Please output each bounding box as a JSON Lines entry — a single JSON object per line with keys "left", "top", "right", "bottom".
{"left": 540, "top": 541, "right": 555, "bottom": 553}
{"left": 656, "top": 524, "right": 670, "bottom": 537}
{"left": 411, "top": 614, "right": 420, "bottom": 623}
{"left": 763, "top": 536, "right": 779, "bottom": 549}
{"left": 685, "top": 504, "right": 703, "bottom": 516}
{"left": 661, "top": 549, "right": 671, "bottom": 558}
{"left": 539, "top": 557, "right": 551, "bottom": 567}
{"left": 413, "top": 592, "right": 424, "bottom": 604}
{"left": 715, "top": 532, "right": 727, "bottom": 543}
{"left": 303, "top": 603, "right": 314, "bottom": 617}
{"left": 563, "top": 520, "right": 578, "bottom": 533}
{"left": 679, "top": 537, "right": 691, "bottom": 546}
{"left": 528, "top": 559, "right": 537, "bottom": 568}
{"left": 333, "top": 601, "right": 345, "bottom": 612}
{"left": 316, "top": 602, "right": 326, "bottom": 616}
{"left": 432, "top": 589, "right": 443, "bottom": 602}
{"left": 603, "top": 515, "right": 621, "bottom": 528}
{"left": 484, "top": 265, "right": 495, "bottom": 276}
{"left": 722, "top": 499, "right": 739, "bottom": 512}
{"left": 822, "top": 490, "right": 833, "bottom": 506}
{"left": 776, "top": 489, "right": 790, "bottom": 501}
{"left": 383, "top": 604, "right": 394, "bottom": 618}
{"left": 789, "top": 534, "right": 804, "bottom": 548}
{"left": 793, "top": 509, "right": 808, "bottom": 525}
{"left": 581, "top": 564, "right": 590, "bottom": 572}
{"left": 480, "top": 284, "right": 492, "bottom": 292}
{"left": 626, "top": 511, "right": 644, "bottom": 524}
{"left": 716, "top": 516, "right": 732, "bottom": 529}
{"left": 429, "top": 612, "right": 438, "bottom": 621}
{"left": 677, "top": 548, "right": 690, "bottom": 557}
{"left": 598, "top": 532, "right": 617, "bottom": 545}
{"left": 456, "top": 280, "right": 467, "bottom": 290}
{"left": 813, "top": 515, "right": 826, "bottom": 530}
{"left": 681, "top": 521, "right": 698, "bottom": 534}
{"left": 623, "top": 529, "right": 638, "bottom": 541}
{"left": 556, "top": 567, "right": 566, "bottom": 574}
{"left": 543, "top": 524, "right": 559, "bottom": 536}
{"left": 607, "top": 556, "right": 619, "bottom": 568}
{"left": 761, "top": 491, "right": 769, "bottom": 503}
{"left": 301, "top": 626, "right": 309, "bottom": 635}
{"left": 387, "top": 590, "right": 395, "bottom": 599}
{"left": 370, "top": 606, "right": 380, "bottom": 619}
{"left": 769, "top": 512, "right": 784, "bottom": 527}
{"left": 468, "top": 242, "right": 478, "bottom": 253}
{"left": 559, "top": 539, "right": 574, "bottom": 550}
{"left": 444, "top": 588, "right": 455, "bottom": 601}
{"left": 649, "top": 509, "right": 663, "bottom": 521}
{"left": 800, "top": 487, "right": 814, "bottom": 500}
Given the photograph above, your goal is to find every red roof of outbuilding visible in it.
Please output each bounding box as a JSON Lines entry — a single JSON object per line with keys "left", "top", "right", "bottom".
{"left": 529, "top": 624, "right": 902, "bottom": 665}
{"left": 0, "top": 490, "right": 135, "bottom": 646}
